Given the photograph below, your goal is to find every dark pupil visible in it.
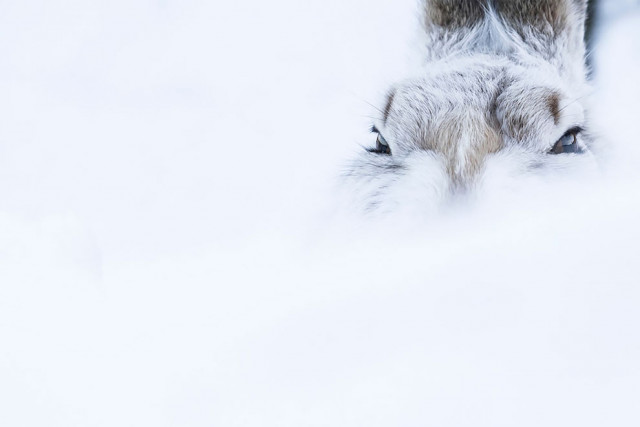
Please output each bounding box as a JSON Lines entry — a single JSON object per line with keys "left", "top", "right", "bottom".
{"left": 561, "top": 134, "right": 575, "bottom": 147}
{"left": 551, "top": 132, "right": 582, "bottom": 154}
{"left": 376, "top": 135, "right": 391, "bottom": 155}
{"left": 559, "top": 134, "right": 578, "bottom": 153}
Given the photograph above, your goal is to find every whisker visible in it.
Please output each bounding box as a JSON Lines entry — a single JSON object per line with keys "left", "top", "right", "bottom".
{"left": 347, "top": 91, "right": 385, "bottom": 116}
{"left": 557, "top": 92, "right": 596, "bottom": 114}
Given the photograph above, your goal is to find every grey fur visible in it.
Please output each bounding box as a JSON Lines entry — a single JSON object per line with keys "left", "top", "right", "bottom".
{"left": 425, "top": 0, "right": 588, "bottom": 31}
{"left": 343, "top": 0, "right": 596, "bottom": 213}
{"left": 425, "top": 0, "right": 486, "bottom": 29}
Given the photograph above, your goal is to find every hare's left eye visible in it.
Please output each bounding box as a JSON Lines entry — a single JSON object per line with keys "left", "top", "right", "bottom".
{"left": 368, "top": 126, "right": 392, "bottom": 155}
{"left": 549, "top": 127, "right": 584, "bottom": 154}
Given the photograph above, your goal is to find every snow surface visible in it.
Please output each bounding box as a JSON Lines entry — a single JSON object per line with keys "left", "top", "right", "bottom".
{"left": 1, "top": 1, "right": 640, "bottom": 426}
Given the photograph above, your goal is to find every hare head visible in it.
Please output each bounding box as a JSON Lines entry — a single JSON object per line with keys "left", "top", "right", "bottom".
{"left": 345, "top": 0, "right": 596, "bottom": 213}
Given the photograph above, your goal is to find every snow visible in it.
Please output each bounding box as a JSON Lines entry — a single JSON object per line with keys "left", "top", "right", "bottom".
{"left": 1, "top": 1, "right": 640, "bottom": 426}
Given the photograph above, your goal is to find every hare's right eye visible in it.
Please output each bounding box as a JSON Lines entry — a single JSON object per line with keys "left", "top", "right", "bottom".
{"left": 367, "top": 126, "right": 392, "bottom": 155}
{"left": 549, "top": 127, "right": 584, "bottom": 154}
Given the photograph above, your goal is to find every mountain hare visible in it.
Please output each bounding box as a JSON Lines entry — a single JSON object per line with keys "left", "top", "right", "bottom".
{"left": 345, "top": 0, "right": 596, "bottom": 212}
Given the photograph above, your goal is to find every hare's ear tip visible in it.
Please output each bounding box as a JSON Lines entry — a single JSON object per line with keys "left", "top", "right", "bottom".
{"left": 493, "top": 0, "right": 589, "bottom": 38}
{"left": 423, "top": 0, "right": 486, "bottom": 29}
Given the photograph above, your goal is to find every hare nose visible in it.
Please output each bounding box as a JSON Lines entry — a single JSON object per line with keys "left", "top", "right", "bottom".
{"left": 427, "top": 118, "right": 503, "bottom": 188}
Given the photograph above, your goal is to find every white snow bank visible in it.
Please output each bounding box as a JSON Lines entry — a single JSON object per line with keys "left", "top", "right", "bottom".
{"left": 1, "top": 1, "right": 640, "bottom": 426}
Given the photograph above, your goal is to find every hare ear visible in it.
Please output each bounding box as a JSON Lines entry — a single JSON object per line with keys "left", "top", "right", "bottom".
{"left": 494, "top": 0, "right": 588, "bottom": 55}
{"left": 423, "top": 0, "right": 488, "bottom": 58}
{"left": 424, "top": 0, "right": 486, "bottom": 30}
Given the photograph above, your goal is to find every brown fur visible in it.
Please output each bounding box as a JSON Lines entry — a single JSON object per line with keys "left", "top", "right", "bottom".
{"left": 422, "top": 116, "right": 503, "bottom": 186}
{"left": 383, "top": 90, "right": 396, "bottom": 124}
{"left": 547, "top": 93, "right": 561, "bottom": 125}
{"left": 493, "top": 0, "right": 585, "bottom": 35}
{"left": 425, "top": 0, "right": 486, "bottom": 29}
{"left": 425, "top": 0, "right": 588, "bottom": 35}
{"left": 499, "top": 88, "right": 565, "bottom": 141}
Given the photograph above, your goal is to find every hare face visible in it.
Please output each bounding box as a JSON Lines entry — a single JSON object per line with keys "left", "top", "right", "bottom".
{"left": 345, "top": 0, "right": 595, "bottom": 212}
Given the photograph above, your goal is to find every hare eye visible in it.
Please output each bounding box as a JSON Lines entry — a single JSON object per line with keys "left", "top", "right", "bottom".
{"left": 368, "top": 126, "right": 392, "bottom": 155}
{"left": 550, "top": 127, "right": 583, "bottom": 154}
{"left": 376, "top": 134, "right": 391, "bottom": 154}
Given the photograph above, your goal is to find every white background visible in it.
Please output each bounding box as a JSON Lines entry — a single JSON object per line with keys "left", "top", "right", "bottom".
{"left": 1, "top": 1, "right": 640, "bottom": 426}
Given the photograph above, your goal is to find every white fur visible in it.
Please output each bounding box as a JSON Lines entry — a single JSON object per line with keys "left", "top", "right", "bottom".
{"left": 343, "top": 1, "right": 596, "bottom": 214}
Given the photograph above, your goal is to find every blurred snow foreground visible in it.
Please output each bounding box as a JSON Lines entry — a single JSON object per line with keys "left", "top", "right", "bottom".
{"left": 1, "top": 1, "right": 640, "bottom": 426}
